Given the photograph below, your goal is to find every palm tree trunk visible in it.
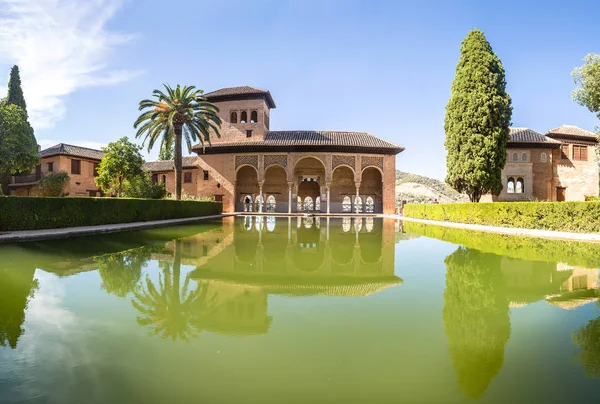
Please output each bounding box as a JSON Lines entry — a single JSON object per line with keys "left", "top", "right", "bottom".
{"left": 174, "top": 124, "right": 183, "bottom": 200}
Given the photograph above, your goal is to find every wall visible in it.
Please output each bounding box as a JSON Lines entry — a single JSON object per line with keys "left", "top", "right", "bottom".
{"left": 209, "top": 98, "right": 270, "bottom": 142}
{"left": 553, "top": 141, "right": 599, "bottom": 201}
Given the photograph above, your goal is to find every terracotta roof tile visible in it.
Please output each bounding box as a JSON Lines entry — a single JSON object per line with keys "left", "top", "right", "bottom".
{"left": 509, "top": 128, "right": 560, "bottom": 144}
{"left": 39, "top": 143, "right": 104, "bottom": 160}
{"left": 203, "top": 86, "right": 276, "bottom": 108}
{"left": 546, "top": 125, "right": 597, "bottom": 140}
{"left": 144, "top": 156, "right": 198, "bottom": 172}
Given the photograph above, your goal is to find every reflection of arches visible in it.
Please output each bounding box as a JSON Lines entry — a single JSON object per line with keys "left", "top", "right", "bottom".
{"left": 365, "top": 217, "right": 374, "bottom": 232}
{"left": 235, "top": 227, "right": 259, "bottom": 263}
{"left": 266, "top": 216, "right": 276, "bottom": 232}
{"left": 293, "top": 225, "right": 324, "bottom": 271}
{"left": 360, "top": 167, "right": 383, "bottom": 213}
{"left": 236, "top": 165, "right": 259, "bottom": 211}
{"left": 342, "top": 217, "right": 351, "bottom": 232}
{"left": 354, "top": 217, "right": 363, "bottom": 232}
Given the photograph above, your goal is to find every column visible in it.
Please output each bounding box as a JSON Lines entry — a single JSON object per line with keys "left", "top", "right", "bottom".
{"left": 326, "top": 183, "right": 331, "bottom": 214}
{"left": 288, "top": 182, "right": 293, "bottom": 214}
{"left": 355, "top": 182, "right": 360, "bottom": 214}
{"left": 259, "top": 182, "right": 264, "bottom": 213}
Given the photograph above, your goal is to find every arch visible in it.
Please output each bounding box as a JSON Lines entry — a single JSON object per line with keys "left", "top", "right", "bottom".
{"left": 242, "top": 195, "right": 253, "bottom": 212}
{"left": 293, "top": 225, "right": 324, "bottom": 271}
{"left": 266, "top": 195, "right": 276, "bottom": 212}
{"left": 263, "top": 165, "right": 287, "bottom": 212}
{"left": 359, "top": 167, "right": 383, "bottom": 213}
{"left": 294, "top": 155, "right": 326, "bottom": 171}
{"left": 512, "top": 152, "right": 518, "bottom": 162}
{"left": 516, "top": 178, "right": 524, "bottom": 194}
{"left": 331, "top": 166, "right": 355, "bottom": 213}
{"left": 250, "top": 110, "right": 258, "bottom": 123}
{"left": 342, "top": 196, "right": 352, "bottom": 212}
{"left": 254, "top": 195, "right": 264, "bottom": 212}
{"left": 230, "top": 111, "right": 238, "bottom": 123}
{"left": 303, "top": 196, "right": 314, "bottom": 211}
{"left": 266, "top": 216, "right": 276, "bottom": 232}
{"left": 297, "top": 196, "right": 302, "bottom": 211}
{"left": 240, "top": 111, "right": 248, "bottom": 123}
{"left": 507, "top": 177, "right": 515, "bottom": 194}
{"left": 360, "top": 165, "right": 383, "bottom": 178}
{"left": 315, "top": 196, "right": 321, "bottom": 211}
{"left": 236, "top": 165, "right": 259, "bottom": 211}
{"left": 294, "top": 157, "right": 325, "bottom": 212}
{"left": 521, "top": 152, "right": 528, "bottom": 162}
{"left": 355, "top": 196, "right": 363, "bottom": 213}
{"left": 354, "top": 217, "right": 363, "bottom": 231}
{"left": 541, "top": 153, "right": 547, "bottom": 163}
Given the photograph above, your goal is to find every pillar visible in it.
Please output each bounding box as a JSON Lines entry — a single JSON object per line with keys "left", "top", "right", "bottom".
{"left": 326, "top": 182, "right": 331, "bottom": 214}
{"left": 259, "top": 182, "right": 264, "bottom": 213}
{"left": 288, "top": 182, "right": 293, "bottom": 214}
{"left": 355, "top": 182, "right": 360, "bottom": 214}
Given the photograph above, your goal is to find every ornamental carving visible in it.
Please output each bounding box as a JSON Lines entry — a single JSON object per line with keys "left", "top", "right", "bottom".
{"left": 332, "top": 155, "right": 356, "bottom": 170}
{"left": 264, "top": 154, "right": 288, "bottom": 169}
{"left": 361, "top": 156, "right": 384, "bottom": 171}
{"left": 235, "top": 155, "right": 259, "bottom": 170}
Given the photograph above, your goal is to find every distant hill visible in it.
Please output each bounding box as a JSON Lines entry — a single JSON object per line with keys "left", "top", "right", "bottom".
{"left": 395, "top": 171, "right": 468, "bottom": 204}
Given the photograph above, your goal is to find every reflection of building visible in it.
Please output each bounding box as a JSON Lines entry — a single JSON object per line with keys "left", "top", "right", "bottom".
{"left": 144, "top": 87, "right": 404, "bottom": 214}
{"left": 185, "top": 217, "right": 402, "bottom": 336}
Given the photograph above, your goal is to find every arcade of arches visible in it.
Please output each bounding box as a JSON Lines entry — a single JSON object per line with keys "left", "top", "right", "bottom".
{"left": 234, "top": 154, "right": 391, "bottom": 214}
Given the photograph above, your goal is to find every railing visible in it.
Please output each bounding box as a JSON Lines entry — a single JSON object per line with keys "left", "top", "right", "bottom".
{"left": 12, "top": 173, "right": 40, "bottom": 184}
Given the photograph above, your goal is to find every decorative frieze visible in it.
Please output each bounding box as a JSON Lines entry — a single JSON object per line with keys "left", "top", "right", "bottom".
{"left": 361, "top": 156, "right": 384, "bottom": 171}
{"left": 264, "top": 154, "right": 288, "bottom": 169}
{"left": 332, "top": 155, "right": 356, "bottom": 170}
{"left": 235, "top": 155, "right": 259, "bottom": 170}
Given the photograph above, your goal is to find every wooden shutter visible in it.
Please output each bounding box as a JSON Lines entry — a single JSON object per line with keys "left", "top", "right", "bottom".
{"left": 71, "top": 159, "right": 81, "bottom": 175}
{"left": 573, "top": 145, "right": 581, "bottom": 160}
{"left": 561, "top": 144, "right": 569, "bottom": 159}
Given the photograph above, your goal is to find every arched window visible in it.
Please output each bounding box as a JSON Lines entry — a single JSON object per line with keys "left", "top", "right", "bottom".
{"left": 354, "top": 217, "right": 363, "bottom": 232}
{"left": 365, "top": 196, "right": 375, "bottom": 213}
{"left": 516, "top": 178, "right": 524, "bottom": 194}
{"left": 355, "top": 196, "right": 363, "bottom": 213}
{"left": 541, "top": 153, "right": 547, "bottom": 163}
{"left": 512, "top": 152, "right": 518, "bottom": 162}
{"left": 342, "top": 217, "right": 351, "bottom": 233}
{"left": 365, "top": 217, "right": 374, "bottom": 232}
{"left": 342, "top": 196, "right": 352, "bottom": 212}
{"left": 255, "top": 195, "right": 263, "bottom": 211}
{"left": 521, "top": 153, "right": 528, "bottom": 162}
{"left": 507, "top": 177, "right": 515, "bottom": 193}
{"left": 250, "top": 110, "right": 258, "bottom": 123}
{"left": 297, "top": 196, "right": 302, "bottom": 211}
{"left": 303, "top": 196, "right": 314, "bottom": 211}
{"left": 266, "top": 195, "right": 276, "bottom": 212}
{"left": 315, "top": 196, "right": 321, "bottom": 211}
{"left": 241, "top": 111, "right": 248, "bottom": 123}
{"left": 230, "top": 111, "right": 238, "bottom": 123}
{"left": 243, "top": 196, "right": 253, "bottom": 212}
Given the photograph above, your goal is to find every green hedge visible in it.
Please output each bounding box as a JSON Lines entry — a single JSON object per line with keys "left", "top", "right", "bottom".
{"left": 0, "top": 197, "right": 222, "bottom": 231}
{"left": 404, "top": 201, "right": 600, "bottom": 233}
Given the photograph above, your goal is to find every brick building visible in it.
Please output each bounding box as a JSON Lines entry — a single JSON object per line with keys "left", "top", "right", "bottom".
{"left": 9, "top": 144, "right": 104, "bottom": 197}
{"left": 145, "top": 86, "right": 404, "bottom": 214}
{"left": 482, "top": 125, "right": 598, "bottom": 202}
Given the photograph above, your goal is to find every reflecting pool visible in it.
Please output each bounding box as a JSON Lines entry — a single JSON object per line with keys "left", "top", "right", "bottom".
{"left": 1, "top": 217, "right": 600, "bottom": 403}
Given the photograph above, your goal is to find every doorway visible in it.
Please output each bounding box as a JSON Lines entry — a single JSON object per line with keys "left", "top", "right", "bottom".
{"left": 556, "top": 187, "right": 566, "bottom": 202}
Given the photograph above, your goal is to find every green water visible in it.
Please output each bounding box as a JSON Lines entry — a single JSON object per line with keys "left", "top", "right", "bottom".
{"left": 1, "top": 216, "right": 600, "bottom": 403}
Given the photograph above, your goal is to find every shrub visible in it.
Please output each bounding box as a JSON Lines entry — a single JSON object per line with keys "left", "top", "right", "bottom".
{"left": 403, "top": 201, "right": 600, "bottom": 233}
{"left": 37, "top": 171, "right": 69, "bottom": 197}
{"left": 0, "top": 197, "right": 222, "bottom": 231}
{"left": 122, "top": 173, "right": 166, "bottom": 199}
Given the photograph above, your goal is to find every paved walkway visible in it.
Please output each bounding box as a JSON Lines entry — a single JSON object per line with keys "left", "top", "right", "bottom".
{"left": 0, "top": 214, "right": 237, "bottom": 244}
{"left": 385, "top": 215, "right": 600, "bottom": 243}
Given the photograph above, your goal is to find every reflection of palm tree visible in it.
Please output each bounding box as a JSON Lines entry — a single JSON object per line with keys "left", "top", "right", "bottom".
{"left": 96, "top": 247, "right": 151, "bottom": 298}
{"left": 443, "top": 247, "right": 510, "bottom": 399}
{"left": 131, "top": 241, "right": 216, "bottom": 341}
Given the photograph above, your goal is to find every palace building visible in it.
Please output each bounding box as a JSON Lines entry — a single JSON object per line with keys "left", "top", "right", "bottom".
{"left": 482, "top": 125, "right": 599, "bottom": 202}
{"left": 144, "top": 86, "right": 404, "bottom": 214}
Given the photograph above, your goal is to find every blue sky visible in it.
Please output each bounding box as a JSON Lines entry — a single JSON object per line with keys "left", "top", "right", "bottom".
{"left": 0, "top": 0, "right": 598, "bottom": 179}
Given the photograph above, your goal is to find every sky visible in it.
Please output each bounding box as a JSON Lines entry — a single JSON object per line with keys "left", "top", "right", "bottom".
{"left": 0, "top": 0, "right": 599, "bottom": 180}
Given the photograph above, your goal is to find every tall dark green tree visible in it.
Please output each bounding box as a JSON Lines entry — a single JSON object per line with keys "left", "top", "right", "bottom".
{"left": 7, "top": 65, "right": 27, "bottom": 116}
{"left": 445, "top": 29, "right": 512, "bottom": 202}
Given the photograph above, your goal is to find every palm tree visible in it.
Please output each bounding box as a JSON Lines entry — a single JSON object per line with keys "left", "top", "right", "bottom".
{"left": 134, "top": 84, "right": 222, "bottom": 200}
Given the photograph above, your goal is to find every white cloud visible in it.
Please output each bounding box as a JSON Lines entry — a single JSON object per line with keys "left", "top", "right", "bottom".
{"left": 0, "top": 0, "right": 142, "bottom": 129}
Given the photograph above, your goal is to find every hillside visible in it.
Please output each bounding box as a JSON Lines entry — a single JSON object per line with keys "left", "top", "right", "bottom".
{"left": 395, "top": 171, "right": 468, "bottom": 204}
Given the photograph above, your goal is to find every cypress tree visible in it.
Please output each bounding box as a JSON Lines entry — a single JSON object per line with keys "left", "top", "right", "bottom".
{"left": 444, "top": 29, "right": 512, "bottom": 202}
{"left": 7, "top": 65, "right": 27, "bottom": 116}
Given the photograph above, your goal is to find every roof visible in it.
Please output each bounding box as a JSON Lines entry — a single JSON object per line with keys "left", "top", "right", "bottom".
{"left": 508, "top": 128, "right": 561, "bottom": 148}
{"left": 192, "top": 130, "right": 404, "bottom": 155}
{"left": 547, "top": 125, "right": 597, "bottom": 140}
{"left": 203, "top": 86, "right": 276, "bottom": 109}
{"left": 143, "top": 156, "right": 198, "bottom": 172}
{"left": 40, "top": 143, "right": 104, "bottom": 160}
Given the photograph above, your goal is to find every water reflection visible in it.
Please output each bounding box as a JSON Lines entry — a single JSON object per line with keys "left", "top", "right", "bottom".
{"left": 0, "top": 265, "right": 38, "bottom": 349}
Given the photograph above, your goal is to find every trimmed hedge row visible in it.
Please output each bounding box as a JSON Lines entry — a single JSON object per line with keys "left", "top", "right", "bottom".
{"left": 0, "top": 197, "right": 222, "bottom": 231}
{"left": 403, "top": 221, "right": 600, "bottom": 268}
{"left": 404, "top": 201, "right": 600, "bottom": 233}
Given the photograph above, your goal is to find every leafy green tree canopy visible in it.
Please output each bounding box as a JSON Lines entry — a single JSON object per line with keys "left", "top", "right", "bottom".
{"left": 123, "top": 171, "right": 167, "bottom": 199}
{"left": 95, "top": 137, "right": 144, "bottom": 197}
{"left": 572, "top": 54, "right": 600, "bottom": 120}
{"left": 444, "top": 29, "right": 513, "bottom": 202}
{"left": 0, "top": 103, "right": 39, "bottom": 176}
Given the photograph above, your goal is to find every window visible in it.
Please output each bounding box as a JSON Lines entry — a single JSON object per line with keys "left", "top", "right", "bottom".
{"left": 184, "top": 172, "right": 192, "bottom": 183}
{"left": 240, "top": 111, "right": 248, "bottom": 123}
{"left": 516, "top": 178, "right": 524, "bottom": 194}
{"left": 297, "top": 196, "right": 302, "bottom": 211}
{"left": 71, "top": 159, "right": 81, "bottom": 175}
{"left": 561, "top": 144, "right": 569, "bottom": 159}
{"left": 355, "top": 196, "right": 363, "bottom": 213}
{"left": 246, "top": 130, "right": 253, "bottom": 138}
{"left": 93, "top": 163, "right": 99, "bottom": 177}
{"left": 521, "top": 153, "right": 528, "bottom": 162}
{"left": 507, "top": 177, "right": 515, "bottom": 193}
{"left": 512, "top": 152, "right": 518, "bottom": 162}
{"left": 573, "top": 145, "right": 588, "bottom": 161}
{"left": 315, "top": 196, "right": 321, "bottom": 211}
{"left": 203, "top": 170, "right": 209, "bottom": 180}
{"left": 266, "top": 195, "right": 276, "bottom": 212}
{"left": 303, "top": 196, "right": 314, "bottom": 211}
{"left": 244, "top": 196, "right": 253, "bottom": 212}
{"left": 214, "top": 195, "right": 223, "bottom": 202}
{"left": 152, "top": 174, "right": 158, "bottom": 183}
{"left": 255, "top": 195, "right": 263, "bottom": 211}
{"left": 366, "top": 196, "right": 375, "bottom": 213}
{"left": 250, "top": 110, "right": 258, "bottom": 123}
{"left": 342, "top": 196, "right": 352, "bottom": 212}
{"left": 230, "top": 111, "right": 237, "bottom": 123}
{"left": 47, "top": 162, "right": 53, "bottom": 172}
{"left": 541, "top": 153, "right": 547, "bottom": 163}
{"left": 161, "top": 175, "right": 166, "bottom": 183}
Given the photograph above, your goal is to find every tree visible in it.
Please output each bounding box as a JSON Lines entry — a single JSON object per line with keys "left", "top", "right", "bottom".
{"left": 36, "top": 171, "right": 69, "bottom": 197}
{"left": 158, "top": 135, "right": 174, "bottom": 161}
{"left": 7, "top": 65, "right": 27, "bottom": 116}
{"left": 95, "top": 137, "right": 144, "bottom": 197}
{"left": 0, "top": 103, "right": 39, "bottom": 193}
{"left": 122, "top": 172, "right": 167, "bottom": 199}
{"left": 134, "top": 84, "right": 222, "bottom": 200}
{"left": 572, "top": 54, "right": 600, "bottom": 120}
{"left": 444, "top": 29, "right": 512, "bottom": 202}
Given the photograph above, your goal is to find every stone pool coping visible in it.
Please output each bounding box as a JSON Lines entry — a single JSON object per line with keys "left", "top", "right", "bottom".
{"left": 0, "top": 214, "right": 237, "bottom": 244}
{"left": 387, "top": 215, "right": 600, "bottom": 243}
